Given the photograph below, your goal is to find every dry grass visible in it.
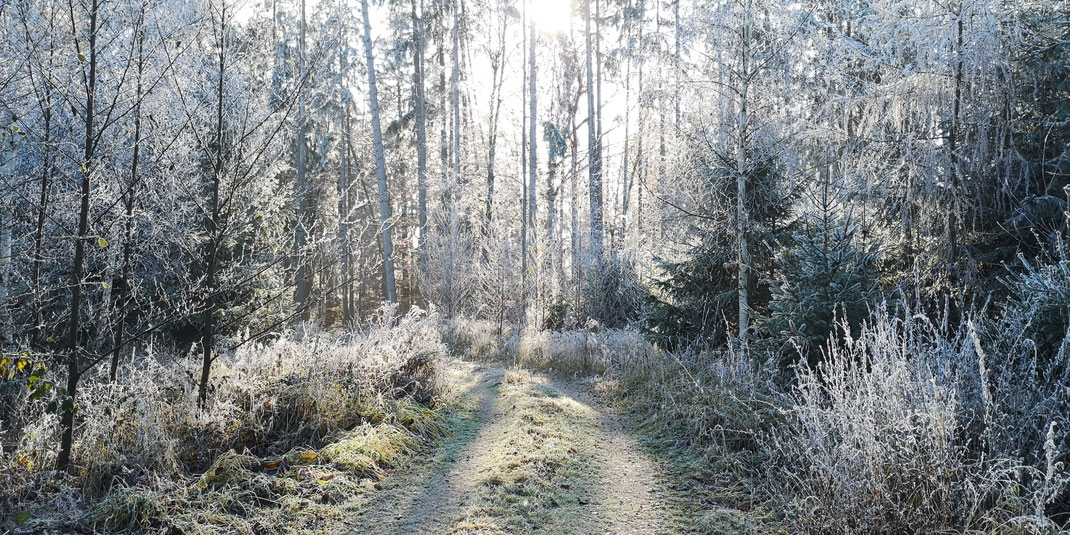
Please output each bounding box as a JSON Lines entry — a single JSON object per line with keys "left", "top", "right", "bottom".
{"left": 446, "top": 375, "right": 601, "bottom": 534}
{"left": 438, "top": 316, "right": 1064, "bottom": 533}
{"left": 0, "top": 308, "right": 449, "bottom": 533}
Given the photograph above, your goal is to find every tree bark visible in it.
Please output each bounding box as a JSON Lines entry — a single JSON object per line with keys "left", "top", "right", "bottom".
{"left": 736, "top": 3, "right": 750, "bottom": 350}
{"left": 585, "top": 0, "right": 604, "bottom": 258}
{"left": 521, "top": 0, "right": 529, "bottom": 310}
{"left": 198, "top": 1, "right": 228, "bottom": 407}
{"left": 293, "top": 0, "right": 312, "bottom": 320}
{"left": 110, "top": 19, "right": 146, "bottom": 381}
{"left": 528, "top": 16, "right": 538, "bottom": 309}
{"left": 58, "top": 0, "right": 100, "bottom": 471}
{"left": 339, "top": 42, "right": 354, "bottom": 324}
{"left": 947, "top": 14, "right": 964, "bottom": 267}
{"left": 361, "top": 0, "right": 398, "bottom": 303}
{"left": 31, "top": 104, "right": 51, "bottom": 344}
{"left": 484, "top": 7, "right": 507, "bottom": 244}
{"left": 412, "top": 0, "right": 428, "bottom": 264}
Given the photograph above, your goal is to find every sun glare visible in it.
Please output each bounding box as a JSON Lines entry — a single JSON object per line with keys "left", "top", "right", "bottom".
{"left": 529, "top": 0, "right": 573, "bottom": 35}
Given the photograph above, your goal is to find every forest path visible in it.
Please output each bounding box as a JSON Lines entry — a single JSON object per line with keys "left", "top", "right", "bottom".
{"left": 346, "top": 360, "right": 699, "bottom": 535}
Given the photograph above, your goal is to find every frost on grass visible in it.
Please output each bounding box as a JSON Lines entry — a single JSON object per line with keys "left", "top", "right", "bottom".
{"left": 0, "top": 308, "right": 448, "bottom": 533}
{"left": 446, "top": 311, "right": 1070, "bottom": 534}
{"left": 775, "top": 305, "right": 1070, "bottom": 534}
{"left": 447, "top": 374, "right": 598, "bottom": 534}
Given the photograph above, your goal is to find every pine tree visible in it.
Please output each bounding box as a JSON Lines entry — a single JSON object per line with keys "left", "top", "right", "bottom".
{"left": 761, "top": 167, "right": 880, "bottom": 368}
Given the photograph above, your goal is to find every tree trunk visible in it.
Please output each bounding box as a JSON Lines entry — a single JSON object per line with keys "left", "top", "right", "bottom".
{"left": 521, "top": 0, "right": 529, "bottom": 311}
{"left": 528, "top": 16, "right": 538, "bottom": 311}
{"left": 0, "top": 177, "right": 11, "bottom": 346}
{"left": 57, "top": 0, "right": 101, "bottom": 472}
{"left": 585, "top": 0, "right": 604, "bottom": 258}
{"left": 673, "top": 0, "right": 680, "bottom": 128}
{"left": 484, "top": 9, "right": 507, "bottom": 246}
{"left": 618, "top": 18, "right": 632, "bottom": 244}
{"left": 446, "top": 0, "right": 462, "bottom": 316}
{"left": 595, "top": 0, "right": 603, "bottom": 180}
{"left": 412, "top": 0, "right": 428, "bottom": 265}
{"left": 110, "top": 21, "right": 146, "bottom": 381}
{"left": 339, "top": 44, "right": 354, "bottom": 325}
{"left": 361, "top": 0, "right": 397, "bottom": 303}
{"left": 947, "top": 14, "right": 964, "bottom": 267}
{"left": 633, "top": 21, "right": 644, "bottom": 233}
{"left": 736, "top": 5, "right": 750, "bottom": 350}
{"left": 198, "top": 2, "right": 228, "bottom": 407}
{"left": 31, "top": 103, "right": 51, "bottom": 344}
{"left": 293, "top": 0, "right": 312, "bottom": 320}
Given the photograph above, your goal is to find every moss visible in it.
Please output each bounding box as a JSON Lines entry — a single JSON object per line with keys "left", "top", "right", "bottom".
{"left": 319, "top": 423, "right": 415, "bottom": 476}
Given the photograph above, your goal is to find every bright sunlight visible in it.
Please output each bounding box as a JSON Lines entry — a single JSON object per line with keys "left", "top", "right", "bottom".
{"left": 3, "top": 0, "right": 1068, "bottom": 533}
{"left": 529, "top": 0, "right": 573, "bottom": 34}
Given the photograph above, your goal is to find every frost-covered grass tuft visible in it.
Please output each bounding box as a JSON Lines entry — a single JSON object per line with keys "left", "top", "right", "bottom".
{"left": 441, "top": 318, "right": 514, "bottom": 361}
{"left": 0, "top": 308, "right": 448, "bottom": 533}
{"left": 774, "top": 305, "right": 1069, "bottom": 534}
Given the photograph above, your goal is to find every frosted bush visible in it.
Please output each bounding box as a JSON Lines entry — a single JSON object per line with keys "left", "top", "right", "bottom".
{"left": 0, "top": 308, "right": 447, "bottom": 524}
{"left": 1000, "top": 255, "right": 1070, "bottom": 360}
{"left": 776, "top": 305, "right": 1069, "bottom": 534}
{"left": 440, "top": 318, "right": 511, "bottom": 361}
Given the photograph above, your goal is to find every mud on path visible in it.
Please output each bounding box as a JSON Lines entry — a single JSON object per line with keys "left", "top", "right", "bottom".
{"left": 342, "top": 361, "right": 706, "bottom": 535}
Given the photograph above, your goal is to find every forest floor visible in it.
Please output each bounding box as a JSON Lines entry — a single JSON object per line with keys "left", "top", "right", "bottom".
{"left": 329, "top": 360, "right": 762, "bottom": 535}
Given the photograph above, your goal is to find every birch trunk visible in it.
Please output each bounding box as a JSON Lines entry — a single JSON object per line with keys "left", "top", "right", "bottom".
{"left": 58, "top": 0, "right": 100, "bottom": 471}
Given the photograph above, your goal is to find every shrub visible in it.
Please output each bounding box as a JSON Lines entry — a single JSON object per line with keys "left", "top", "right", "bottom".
{"left": 440, "top": 318, "right": 513, "bottom": 362}
{"left": 0, "top": 307, "right": 448, "bottom": 531}
{"left": 774, "top": 305, "right": 1069, "bottom": 534}
{"left": 1001, "top": 254, "right": 1070, "bottom": 362}
{"left": 582, "top": 254, "right": 646, "bottom": 329}
{"left": 760, "top": 224, "right": 880, "bottom": 369}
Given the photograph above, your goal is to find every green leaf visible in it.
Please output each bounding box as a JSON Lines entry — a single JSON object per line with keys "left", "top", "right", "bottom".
{"left": 101, "top": 281, "right": 111, "bottom": 290}
{"left": 98, "top": 237, "right": 109, "bottom": 248}
{"left": 31, "top": 383, "right": 53, "bottom": 400}
{"left": 14, "top": 511, "right": 33, "bottom": 525}
{"left": 77, "top": 53, "right": 86, "bottom": 63}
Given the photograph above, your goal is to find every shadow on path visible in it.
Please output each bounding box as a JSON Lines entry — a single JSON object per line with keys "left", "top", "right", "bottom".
{"left": 350, "top": 362, "right": 505, "bottom": 535}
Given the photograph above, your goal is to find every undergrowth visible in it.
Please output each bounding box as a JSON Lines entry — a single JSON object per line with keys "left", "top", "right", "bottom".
{"left": 1, "top": 308, "right": 448, "bottom": 533}
{"left": 444, "top": 314, "right": 1070, "bottom": 534}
